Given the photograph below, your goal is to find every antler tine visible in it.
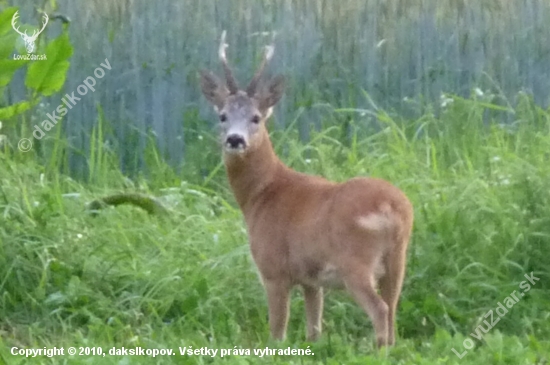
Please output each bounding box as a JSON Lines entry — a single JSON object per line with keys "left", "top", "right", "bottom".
{"left": 219, "top": 30, "right": 239, "bottom": 94}
{"left": 11, "top": 11, "right": 26, "bottom": 36}
{"left": 29, "top": 13, "right": 49, "bottom": 38}
{"left": 38, "top": 13, "right": 49, "bottom": 34}
{"left": 246, "top": 32, "right": 276, "bottom": 96}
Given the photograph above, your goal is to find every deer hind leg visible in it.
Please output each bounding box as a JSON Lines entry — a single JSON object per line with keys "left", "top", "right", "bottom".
{"left": 263, "top": 278, "right": 291, "bottom": 341}
{"left": 343, "top": 264, "right": 389, "bottom": 348}
{"left": 302, "top": 284, "right": 323, "bottom": 341}
{"left": 379, "top": 247, "right": 407, "bottom": 346}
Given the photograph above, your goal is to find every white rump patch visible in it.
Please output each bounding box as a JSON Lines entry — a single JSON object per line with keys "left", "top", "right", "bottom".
{"left": 356, "top": 203, "right": 394, "bottom": 231}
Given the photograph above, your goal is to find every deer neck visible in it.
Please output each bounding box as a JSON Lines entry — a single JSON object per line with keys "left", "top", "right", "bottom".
{"left": 223, "top": 127, "right": 280, "bottom": 211}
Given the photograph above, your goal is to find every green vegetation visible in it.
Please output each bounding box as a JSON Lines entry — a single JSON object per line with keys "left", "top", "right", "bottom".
{"left": 1, "top": 4, "right": 549, "bottom": 365}
{"left": 1, "top": 90, "right": 549, "bottom": 364}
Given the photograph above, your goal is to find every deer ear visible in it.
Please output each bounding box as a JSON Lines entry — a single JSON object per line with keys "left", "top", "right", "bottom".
{"left": 200, "top": 69, "right": 228, "bottom": 109}
{"left": 258, "top": 75, "right": 285, "bottom": 112}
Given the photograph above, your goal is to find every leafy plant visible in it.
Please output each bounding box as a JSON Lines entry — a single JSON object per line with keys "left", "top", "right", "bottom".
{"left": 0, "top": 6, "right": 73, "bottom": 121}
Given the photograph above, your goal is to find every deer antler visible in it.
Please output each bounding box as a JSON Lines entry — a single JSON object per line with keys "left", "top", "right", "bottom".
{"left": 11, "top": 11, "right": 27, "bottom": 37}
{"left": 219, "top": 30, "right": 239, "bottom": 94}
{"left": 33, "top": 13, "right": 49, "bottom": 38}
{"left": 246, "top": 32, "right": 276, "bottom": 96}
{"left": 11, "top": 11, "right": 48, "bottom": 40}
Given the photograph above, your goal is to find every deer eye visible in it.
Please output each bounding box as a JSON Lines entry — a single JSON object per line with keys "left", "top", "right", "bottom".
{"left": 251, "top": 115, "right": 260, "bottom": 124}
{"left": 219, "top": 114, "right": 227, "bottom": 122}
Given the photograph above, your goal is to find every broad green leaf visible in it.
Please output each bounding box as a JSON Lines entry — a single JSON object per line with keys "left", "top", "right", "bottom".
{"left": 25, "top": 31, "right": 73, "bottom": 96}
{"left": 0, "top": 100, "right": 33, "bottom": 120}
{"left": 0, "top": 7, "right": 17, "bottom": 36}
{"left": 0, "top": 32, "right": 18, "bottom": 59}
{"left": 0, "top": 59, "right": 27, "bottom": 87}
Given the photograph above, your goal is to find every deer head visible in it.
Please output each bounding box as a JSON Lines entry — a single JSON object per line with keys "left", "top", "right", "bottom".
{"left": 200, "top": 31, "right": 285, "bottom": 155}
{"left": 12, "top": 11, "right": 49, "bottom": 54}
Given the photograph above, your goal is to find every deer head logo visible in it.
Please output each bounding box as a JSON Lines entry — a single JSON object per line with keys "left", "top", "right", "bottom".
{"left": 11, "top": 11, "right": 49, "bottom": 54}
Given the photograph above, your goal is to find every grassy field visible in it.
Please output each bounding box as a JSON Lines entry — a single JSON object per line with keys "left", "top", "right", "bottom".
{"left": 0, "top": 90, "right": 549, "bottom": 364}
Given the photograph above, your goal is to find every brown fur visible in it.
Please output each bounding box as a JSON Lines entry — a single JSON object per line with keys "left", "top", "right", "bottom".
{"left": 200, "top": 33, "right": 413, "bottom": 348}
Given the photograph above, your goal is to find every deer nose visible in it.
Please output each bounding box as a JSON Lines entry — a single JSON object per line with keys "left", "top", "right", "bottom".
{"left": 226, "top": 134, "right": 246, "bottom": 149}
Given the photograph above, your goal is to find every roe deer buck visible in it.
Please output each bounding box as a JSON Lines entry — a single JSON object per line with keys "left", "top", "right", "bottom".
{"left": 199, "top": 31, "right": 414, "bottom": 348}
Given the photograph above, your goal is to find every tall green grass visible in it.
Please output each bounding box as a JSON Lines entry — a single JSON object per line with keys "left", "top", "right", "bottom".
{"left": 0, "top": 92, "right": 549, "bottom": 364}
{"left": 7, "top": 0, "right": 550, "bottom": 177}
